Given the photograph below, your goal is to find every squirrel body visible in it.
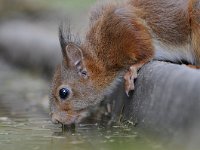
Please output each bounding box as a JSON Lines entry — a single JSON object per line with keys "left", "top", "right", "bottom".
{"left": 133, "top": 0, "right": 198, "bottom": 64}
{"left": 50, "top": 0, "right": 200, "bottom": 125}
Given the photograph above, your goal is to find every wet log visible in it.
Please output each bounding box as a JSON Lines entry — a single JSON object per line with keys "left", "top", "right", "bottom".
{"left": 122, "top": 61, "right": 200, "bottom": 137}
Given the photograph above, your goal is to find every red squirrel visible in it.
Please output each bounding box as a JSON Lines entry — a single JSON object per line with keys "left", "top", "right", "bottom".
{"left": 49, "top": 0, "right": 200, "bottom": 125}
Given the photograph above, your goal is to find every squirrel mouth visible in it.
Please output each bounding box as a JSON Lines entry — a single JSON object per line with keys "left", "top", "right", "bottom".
{"left": 51, "top": 110, "right": 90, "bottom": 126}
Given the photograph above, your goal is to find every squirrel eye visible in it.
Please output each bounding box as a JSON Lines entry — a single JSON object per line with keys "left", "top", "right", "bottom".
{"left": 81, "top": 71, "right": 87, "bottom": 76}
{"left": 59, "top": 88, "right": 70, "bottom": 100}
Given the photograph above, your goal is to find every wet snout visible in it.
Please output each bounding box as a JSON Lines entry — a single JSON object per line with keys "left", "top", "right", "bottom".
{"left": 51, "top": 110, "right": 90, "bottom": 126}
{"left": 51, "top": 111, "right": 77, "bottom": 125}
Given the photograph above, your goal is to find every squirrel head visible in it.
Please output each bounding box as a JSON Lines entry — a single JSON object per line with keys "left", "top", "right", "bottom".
{"left": 49, "top": 23, "right": 107, "bottom": 126}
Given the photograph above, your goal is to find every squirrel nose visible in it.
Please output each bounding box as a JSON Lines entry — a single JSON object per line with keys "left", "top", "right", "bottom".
{"left": 51, "top": 112, "right": 63, "bottom": 124}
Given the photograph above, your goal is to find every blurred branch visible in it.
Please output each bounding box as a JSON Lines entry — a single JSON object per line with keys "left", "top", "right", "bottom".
{"left": 0, "top": 20, "right": 61, "bottom": 77}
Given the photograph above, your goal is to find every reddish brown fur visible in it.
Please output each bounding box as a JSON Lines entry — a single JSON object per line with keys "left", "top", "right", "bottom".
{"left": 83, "top": 3, "right": 153, "bottom": 89}
{"left": 130, "top": 0, "right": 191, "bottom": 46}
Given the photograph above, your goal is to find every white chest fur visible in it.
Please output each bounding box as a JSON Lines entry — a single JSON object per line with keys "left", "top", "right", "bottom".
{"left": 153, "top": 39, "right": 196, "bottom": 64}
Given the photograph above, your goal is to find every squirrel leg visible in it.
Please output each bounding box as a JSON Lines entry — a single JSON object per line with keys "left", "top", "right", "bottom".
{"left": 124, "top": 64, "right": 144, "bottom": 96}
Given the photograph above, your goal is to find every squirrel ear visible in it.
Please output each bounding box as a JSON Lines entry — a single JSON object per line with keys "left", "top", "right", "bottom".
{"left": 64, "top": 43, "right": 89, "bottom": 79}
{"left": 65, "top": 43, "right": 83, "bottom": 67}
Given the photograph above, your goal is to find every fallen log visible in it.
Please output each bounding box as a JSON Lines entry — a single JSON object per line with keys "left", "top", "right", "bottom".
{"left": 122, "top": 61, "right": 200, "bottom": 137}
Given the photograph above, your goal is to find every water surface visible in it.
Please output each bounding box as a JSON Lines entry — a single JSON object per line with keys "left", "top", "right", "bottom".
{"left": 0, "top": 116, "right": 166, "bottom": 150}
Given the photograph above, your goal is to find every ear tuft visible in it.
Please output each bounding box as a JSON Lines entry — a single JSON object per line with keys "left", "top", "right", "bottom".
{"left": 58, "top": 21, "right": 81, "bottom": 57}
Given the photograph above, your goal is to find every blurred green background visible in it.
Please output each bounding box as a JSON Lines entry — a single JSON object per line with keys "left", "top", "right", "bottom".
{"left": 0, "top": 0, "right": 96, "bottom": 15}
{"left": 0, "top": 1, "right": 195, "bottom": 150}
{"left": 0, "top": 0, "right": 96, "bottom": 75}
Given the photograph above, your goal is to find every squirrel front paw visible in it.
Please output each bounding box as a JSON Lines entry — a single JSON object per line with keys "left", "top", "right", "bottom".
{"left": 124, "top": 64, "right": 144, "bottom": 96}
{"left": 124, "top": 66, "right": 138, "bottom": 96}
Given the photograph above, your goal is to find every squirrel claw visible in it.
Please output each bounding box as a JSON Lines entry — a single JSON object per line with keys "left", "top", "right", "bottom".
{"left": 125, "top": 84, "right": 134, "bottom": 97}
{"left": 125, "top": 90, "right": 130, "bottom": 97}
